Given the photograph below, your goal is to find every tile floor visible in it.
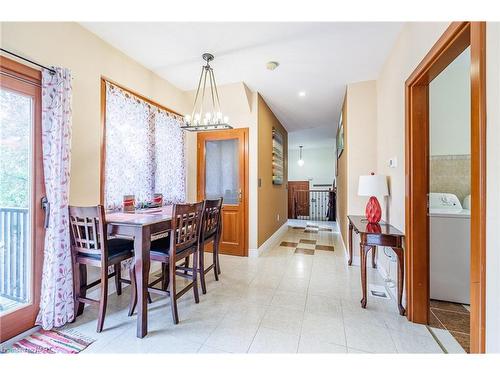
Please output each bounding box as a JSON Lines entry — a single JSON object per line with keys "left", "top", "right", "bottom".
{"left": 63, "top": 222, "right": 443, "bottom": 354}
{"left": 429, "top": 299, "right": 470, "bottom": 353}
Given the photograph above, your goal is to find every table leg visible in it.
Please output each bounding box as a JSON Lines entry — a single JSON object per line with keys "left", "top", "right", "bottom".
{"left": 371, "top": 246, "right": 377, "bottom": 269}
{"left": 348, "top": 222, "right": 353, "bottom": 266}
{"left": 393, "top": 247, "right": 406, "bottom": 316}
{"left": 134, "top": 225, "right": 151, "bottom": 338}
{"left": 360, "top": 243, "right": 368, "bottom": 309}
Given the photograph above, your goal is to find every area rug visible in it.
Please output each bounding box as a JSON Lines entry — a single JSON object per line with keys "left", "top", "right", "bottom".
{"left": 3, "top": 329, "right": 94, "bottom": 354}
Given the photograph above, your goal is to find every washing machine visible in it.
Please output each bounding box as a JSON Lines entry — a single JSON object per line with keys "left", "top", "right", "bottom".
{"left": 429, "top": 193, "right": 471, "bottom": 304}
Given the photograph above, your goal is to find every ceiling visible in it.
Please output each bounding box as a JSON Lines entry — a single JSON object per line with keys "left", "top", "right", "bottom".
{"left": 82, "top": 22, "right": 403, "bottom": 146}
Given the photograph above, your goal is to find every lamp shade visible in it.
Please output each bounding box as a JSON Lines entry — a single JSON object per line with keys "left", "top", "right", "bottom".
{"left": 358, "top": 174, "right": 389, "bottom": 197}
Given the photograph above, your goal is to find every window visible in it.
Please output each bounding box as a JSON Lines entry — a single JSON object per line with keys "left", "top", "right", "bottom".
{"left": 103, "top": 81, "right": 185, "bottom": 208}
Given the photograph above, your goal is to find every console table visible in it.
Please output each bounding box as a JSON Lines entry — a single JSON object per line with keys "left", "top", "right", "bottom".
{"left": 347, "top": 215, "right": 405, "bottom": 315}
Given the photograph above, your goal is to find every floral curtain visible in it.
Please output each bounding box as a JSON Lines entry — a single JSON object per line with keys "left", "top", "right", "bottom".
{"left": 104, "top": 83, "right": 186, "bottom": 208}
{"left": 154, "top": 109, "right": 186, "bottom": 204}
{"left": 36, "top": 68, "right": 74, "bottom": 329}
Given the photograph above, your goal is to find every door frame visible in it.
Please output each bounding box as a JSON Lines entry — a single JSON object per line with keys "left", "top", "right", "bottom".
{"left": 0, "top": 56, "right": 45, "bottom": 342}
{"left": 196, "top": 128, "right": 249, "bottom": 256}
{"left": 405, "top": 22, "right": 486, "bottom": 353}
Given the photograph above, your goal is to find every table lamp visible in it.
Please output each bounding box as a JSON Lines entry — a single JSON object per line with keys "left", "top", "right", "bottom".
{"left": 358, "top": 173, "right": 388, "bottom": 223}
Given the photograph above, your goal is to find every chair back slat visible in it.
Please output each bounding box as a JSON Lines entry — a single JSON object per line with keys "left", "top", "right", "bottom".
{"left": 171, "top": 202, "right": 205, "bottom": 253}
{"left": 69, "top": 205, "right": 107, "bottom": 257}
{"left": 202, "top": 198, "right": 223, "bottom": 240}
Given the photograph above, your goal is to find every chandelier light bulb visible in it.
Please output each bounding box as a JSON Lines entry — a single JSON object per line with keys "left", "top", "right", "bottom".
{"left": 298, "top": 145, "right": 305, "bottom": 167}
{"left": 181, "top": 53, "right": 234, "bottom": 131}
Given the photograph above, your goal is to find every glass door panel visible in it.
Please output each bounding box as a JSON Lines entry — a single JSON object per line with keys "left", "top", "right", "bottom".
{"left": 205, "top": 139, "right": 240, "bottom": 204}
{"left": 0, "top": 88, "right": 33, "bottom": 315}
{"left": 0, "top": 58, "right": 43, "bottom": 342}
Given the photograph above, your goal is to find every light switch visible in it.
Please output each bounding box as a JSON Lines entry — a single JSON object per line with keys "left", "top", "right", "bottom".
{"left": 389, "top": 157, "right": 398, "bottom": 168}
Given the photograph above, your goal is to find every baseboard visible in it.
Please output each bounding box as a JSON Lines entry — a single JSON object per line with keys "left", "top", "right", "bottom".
{"left": 249, "top": 222, "right": 289, "bottom": 257}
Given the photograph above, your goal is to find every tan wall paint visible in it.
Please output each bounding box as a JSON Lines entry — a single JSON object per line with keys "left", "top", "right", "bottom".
{"left": 0, "top": 22, "right": 190, "bottom": 206}
{"left": 336, "top": 81, "right": 378, "bottom": 253}
{"left": 257, "top": 95, "right": 288, "bottom": 247}
{"left": 346, "top": 81, "right": 378, "bottom": 216}
{"left": 336, "top": 98, "right": 349, "bottom": 249}
{"left": 374, "top": 22, "right": 450, "bottom": 282}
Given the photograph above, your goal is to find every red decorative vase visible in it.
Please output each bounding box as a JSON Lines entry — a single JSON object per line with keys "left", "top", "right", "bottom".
{"left": 365, "top": 196, "right": 382, "bottom": 223}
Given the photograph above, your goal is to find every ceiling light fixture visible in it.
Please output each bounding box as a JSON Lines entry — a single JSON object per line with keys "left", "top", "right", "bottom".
{"left": 182, "top": 53, "right": 232, "bottom": 132}
{"left": 298, "top": 91, "right": 306, "bottom": 97}
{"left": 297, "top": 146, "right": 305, "bottom": 166}
{"left": 266, "top": 61, "right": 280, "bottom": 71}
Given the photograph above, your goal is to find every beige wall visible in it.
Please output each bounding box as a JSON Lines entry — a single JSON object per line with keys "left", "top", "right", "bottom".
{"left": 374, "top": 22, "right": 450, "bottom": 290}
{"left": 257, "top": 95, "right": 288, "bottom": 247}
{"left": 486, "top": 22, "right": 500, "bottom": 353}
{"left": 0, "top": 22, "right": 190, "bottom": 206}
{"left": 346, "top": 81, "right": 378, "bottom": 216}
{"left": 336, "top": 81, "right": 378, "bottom": 255}
{"left": 376, "top": 22, "right": 451, "bottom": 230}
{"left": 336, "top": 98, "right": 349, "bottom": 248}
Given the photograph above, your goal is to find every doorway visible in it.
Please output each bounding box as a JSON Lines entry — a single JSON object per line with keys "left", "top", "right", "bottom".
{"left": 197, "top": 128, "right": 249, "bottom": 256}
{"left": 405, "top": 22, "right": 486, "bottom": 353}
{"left": 288, "top": 180, "right": 310, "bottom": 219}
{"left": 0, "top": 56, "right": 45, "bottom": 342}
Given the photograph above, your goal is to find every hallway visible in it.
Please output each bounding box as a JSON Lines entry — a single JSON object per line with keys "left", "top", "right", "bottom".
{"left": 65, "top": 224, "right": 442, "bottom": 353}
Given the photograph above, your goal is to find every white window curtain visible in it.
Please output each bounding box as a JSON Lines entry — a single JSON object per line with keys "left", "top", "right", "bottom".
{"left": 36, "top": 67, "right": 74, "bottom": 329}
{"left": 104, "top": 83, "right": 186, "bottom": 208}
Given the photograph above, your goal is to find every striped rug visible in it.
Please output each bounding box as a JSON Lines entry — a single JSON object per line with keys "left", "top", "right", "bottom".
{"left": 4, "top": 329, "right": 94, "bottom": 354}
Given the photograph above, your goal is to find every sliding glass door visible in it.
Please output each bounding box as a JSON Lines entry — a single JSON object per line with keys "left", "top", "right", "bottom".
{"left": 0, "top": 57, "right": 45, "bottom": 342}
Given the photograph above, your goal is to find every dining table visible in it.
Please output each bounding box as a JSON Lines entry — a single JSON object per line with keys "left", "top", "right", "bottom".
{"left": 106, "top": 205, "right": 173, "bottom": 338}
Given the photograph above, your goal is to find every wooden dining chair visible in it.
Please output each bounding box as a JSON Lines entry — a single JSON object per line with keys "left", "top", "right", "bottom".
{"left": 128, "top": 201, "right": 205, "bottom": 324}
{"left": 69, "top": 205, "right": 135, "bottom": 332}
{"left": 198, "top": 198, "right": 223, "bottom": 294}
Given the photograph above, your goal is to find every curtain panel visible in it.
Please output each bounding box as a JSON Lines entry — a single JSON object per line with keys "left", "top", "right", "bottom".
{"left": 36, "top": 68, "right": 74, "bottom": 329}
{"left": 104, "top": 83, "right": 186, "bottom": 208}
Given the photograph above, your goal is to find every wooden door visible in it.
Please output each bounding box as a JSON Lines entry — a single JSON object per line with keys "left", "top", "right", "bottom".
{"left": 288, "top": 181, "right": 310, "bottom": 218}
{"left": 197, "top": 128, "right": 248, "bottom": 256}
{"left": 0, "top": 57, "right": 45, "bottom": 342}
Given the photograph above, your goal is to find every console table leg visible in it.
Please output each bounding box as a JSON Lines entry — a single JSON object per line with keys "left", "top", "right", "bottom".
{"left": 348, "top": 223, "right": 353, "bottom": 266}
{"left": 371, "top": 246, "right": 377, "bottom": 268}
{"left": 360, "top": 244, "right": 367, "bottom": 309}
{"left": 394, "top": 247, "right": 406, "bottom": 315}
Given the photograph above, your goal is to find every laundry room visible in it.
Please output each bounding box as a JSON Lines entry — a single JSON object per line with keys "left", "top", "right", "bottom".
{"left": 428, "top": 46, "right": 471, "bottom": 352}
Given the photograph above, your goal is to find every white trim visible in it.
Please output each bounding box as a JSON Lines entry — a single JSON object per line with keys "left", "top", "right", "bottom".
{"left": 0, "top": 325, "right": 40, "bottom": 348}
{"left": 248, "top": 222, "right": 289, "bottom": 257}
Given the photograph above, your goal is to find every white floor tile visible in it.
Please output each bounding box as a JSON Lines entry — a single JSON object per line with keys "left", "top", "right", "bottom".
{"left": 248, "top": 327, "right": 299, "bottom": 353}
{"left": 344, "top": 322, "right": 397, "bottom": 353}
{"left": 298, "top": 337, "right": 347, "bottom": 353}
{"left": 72, "top": 224, "right": 442, "bottom": 354}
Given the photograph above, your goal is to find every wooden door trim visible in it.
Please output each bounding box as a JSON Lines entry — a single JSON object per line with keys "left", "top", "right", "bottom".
{"left": 405, "top": 22, "right": 486, "bottom": 353}
{"left": 0, "top": 57, "right": 44, "bottom": 342}
{"left": 197, "top": 128, "right": 249, "bottom": 256}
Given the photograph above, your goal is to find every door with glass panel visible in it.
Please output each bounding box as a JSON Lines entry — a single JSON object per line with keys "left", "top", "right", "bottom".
{"left": 0, "top": 57, "right": 45, "bottom": 342}
{"left": 197, "top": 128, "right": 248, "bottom": 256}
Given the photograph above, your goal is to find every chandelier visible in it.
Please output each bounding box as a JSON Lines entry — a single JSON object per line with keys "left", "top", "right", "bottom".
{"left": 181, "top": 53, "right": 233, "bottom": 131}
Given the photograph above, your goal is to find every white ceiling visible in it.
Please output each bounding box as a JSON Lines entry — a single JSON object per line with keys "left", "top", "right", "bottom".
{"left": 82, "top": 22, "right": 403, "bottom": 145}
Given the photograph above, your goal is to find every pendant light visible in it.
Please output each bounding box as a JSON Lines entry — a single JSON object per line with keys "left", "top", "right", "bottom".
{"left": 181, "top": 53, "right": 233, "bottom": 132}
{"left": 297, "top": 146, "right": 305, "bottom": 166}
